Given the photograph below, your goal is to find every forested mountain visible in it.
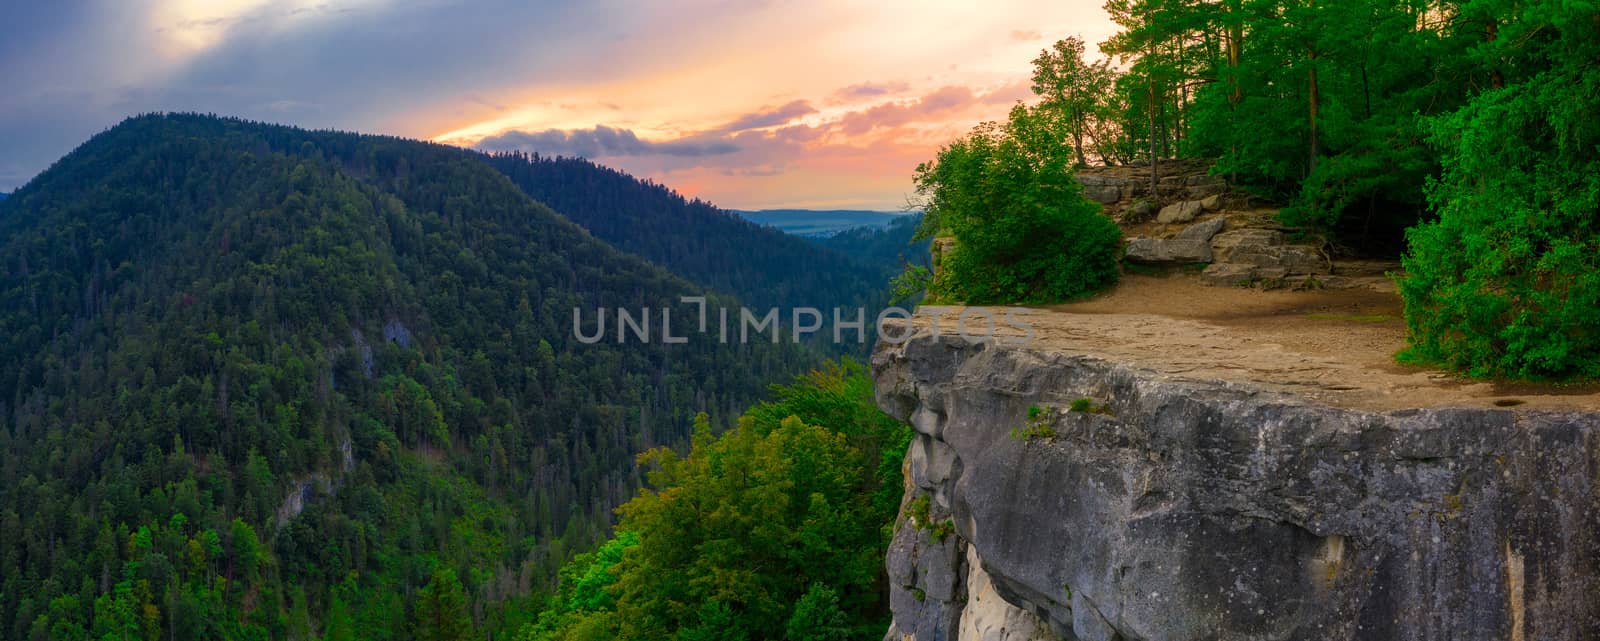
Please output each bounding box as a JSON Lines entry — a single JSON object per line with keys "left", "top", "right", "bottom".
{"left": 481, "top": 153, "right": 890, "bottom": 313}
{"left": 0, "top": 113, "right": 820, "bottom": 640}
{"left": 811, "top": 214, "right": 929, "bottom": 282}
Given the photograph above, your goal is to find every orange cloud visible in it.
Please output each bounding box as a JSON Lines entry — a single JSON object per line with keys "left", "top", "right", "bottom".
{"left": 427, "top": 1, "right": 1119, "bottom": 210}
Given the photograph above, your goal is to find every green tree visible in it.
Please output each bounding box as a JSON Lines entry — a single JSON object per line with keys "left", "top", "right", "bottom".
{"left": 323, "top": 592, "right": 355, "bottom": 641}
{"left": 1031, "top": 37, "right": 1120, "bottom": 166}
{"left": 520, "top": 362, "right": 908, "bottom": 641}
{"left": 414, "top": 568, "right": 472, "bottom": 641}
{"left": 914, "top": 103, "right": 1121, "bottom": 304}
{"left": 784, "top": 584, "right": 850, "bottom": 641}
{"left": 1397, "top": 0, "right": 1600, "bottom": 378}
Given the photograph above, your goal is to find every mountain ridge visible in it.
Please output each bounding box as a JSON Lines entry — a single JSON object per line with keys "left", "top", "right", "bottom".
{"left": 0, "top": 113, "right": 817, "bottom": 640}
{"left": 481, "top": 152, "right": 893, "bottom": 315}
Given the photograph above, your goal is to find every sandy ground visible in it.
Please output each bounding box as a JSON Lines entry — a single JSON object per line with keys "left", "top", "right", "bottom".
{"left": 905, "top": 274, "right": 1600, "bottom": 412}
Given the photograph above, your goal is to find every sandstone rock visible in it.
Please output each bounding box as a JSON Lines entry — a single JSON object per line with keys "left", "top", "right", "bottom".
{"left": 874, "top": 334, "right": 1600, "bottom": 641}
{"left": 1124, "top": 237, "right": 1212, "bottom": 264}
{"left": 1251, "top": 265, "right": 1289, "bottom": 282}
{"left": 1278, "top": 245, "right": 1331, "bottom": 274}
{"left": 1185, "top": 182, "right": 1228, "bottom": 199}
{"left": 1156, "top": 200, "right": 1204, "bottom": 224}
{"left": 958, "top": 546, "right": 1055, "bottom": 641}
{"left": 1174, "top": 216, "right": 1227, "bottom": 242}
{"left": 1229, "top": 244, "right": 1331, "bottom": 275}
{"left": 1200, "top": 194, "right": 1222, "bottom": 210}
{"left": 1210, "top": 228, "right": 1285, "bottom": 262}
{"left": 1199, "top": 262, "right": 1255, "bottom": 286}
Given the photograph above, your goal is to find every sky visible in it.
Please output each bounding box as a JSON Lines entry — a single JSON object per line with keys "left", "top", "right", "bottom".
{"left": 0, "top": 1, "right": 1118, "bottom": 210}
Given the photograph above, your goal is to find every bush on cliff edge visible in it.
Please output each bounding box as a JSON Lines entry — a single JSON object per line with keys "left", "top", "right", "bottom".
{"left": 913, "top": 103, "right": 1121, "bottom": 305}
{"left": 1397, "top": 5, "right": 1600, "bottom": 380}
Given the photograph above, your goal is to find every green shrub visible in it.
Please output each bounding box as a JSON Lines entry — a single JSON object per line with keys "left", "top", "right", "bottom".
{"left": 913, "top": 104, "right": 1121, "bottom": 304}
{"left": 1398, "top": 13, "right": 1600, "bottom": 380}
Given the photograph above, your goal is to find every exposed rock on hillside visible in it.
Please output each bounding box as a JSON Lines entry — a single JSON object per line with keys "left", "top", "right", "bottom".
{"left": 1076, "top": 162, "right": 1335, "bottom": 288}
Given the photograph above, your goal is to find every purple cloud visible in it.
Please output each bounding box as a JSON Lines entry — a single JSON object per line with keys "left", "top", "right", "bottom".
{"left": 476, "top": 125, "right": 739, "bottom": 157}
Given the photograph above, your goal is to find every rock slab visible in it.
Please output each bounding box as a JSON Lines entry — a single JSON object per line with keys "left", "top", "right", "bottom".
{"left": 1123, "top": 238, "right": 1212, "bottom": 264}
{"left": 1155, "top": 200, "right": 1204, "bottom": 224}
{"left": 873, "top": 333, "right": 1600, "bottom": 641}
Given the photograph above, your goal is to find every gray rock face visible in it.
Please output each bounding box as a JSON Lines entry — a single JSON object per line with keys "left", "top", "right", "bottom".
{"left": 1198, "top": 262, "right": 1256, "bottom": 286}
{"left": 1075, "top": 175, "right": 1131, "bottom": 206}
{"left": 1209, "top": 228, "right": 1285, "bottom": 262}
{"left": 1173, "top": 216, "right": 1227, "bottom": 242}
{"left": 1155, "top": 200, "right": 1204, "bottom": 224}
{"left": 873, "top": 334, "right": 1600, "bottom": 641}
{"left": 959, "top": 546, "right": 1055, "bottom": 641}
{"left": 1123, "top": 238, "right": 1212, "bottom": 264}
{"left": 1229, "top": 244, "right": 1331, "bottom": 275}
{"left": 885, "top": 494, "right": 966, "bottom": 641}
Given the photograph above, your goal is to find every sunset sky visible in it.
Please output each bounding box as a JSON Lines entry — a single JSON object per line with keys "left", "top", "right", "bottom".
{"left": 1, "top": 1, "right": 1117, "bottom": 210}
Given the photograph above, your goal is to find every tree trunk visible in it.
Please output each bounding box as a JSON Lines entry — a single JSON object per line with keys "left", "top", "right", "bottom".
{"left": 1228, "top": 2, "right": 1242, "bottom": 186}
{"left": 1073, "top": 109, "right": 1088, "bottom": 167}
{"left": 1486, "top": 18, "right": 1504, "bottom": 89}
{"left": 1308, "top": 53, "right": 1320, "bottom": 174}
{"left": 1148, "top": 71, "right": 1159, "bottom": 198}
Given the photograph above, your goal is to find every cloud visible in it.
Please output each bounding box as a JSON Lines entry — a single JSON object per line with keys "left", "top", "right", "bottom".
{"left": 837, "top": 85, "right": 981, "bottom": 135}
{"left": 829, "top": 81, "right": 911, "bottom": 102}
{"left": 1010, "top": 29, "right": 1042, "bottom": 41}
{"left": 477, "top": 125, "right": 739, "bottom": 158}
{"left": 706, "top": 100, "right": 816, "bottom": 135}
{"left": 0, "top": 0, "right": 1118, "bottom": 204}
{"left": 475, "top": 97, "right": 827, "bottom": 161}
{"left": 468, "top": 79, "right": 1029, "bottom": 197}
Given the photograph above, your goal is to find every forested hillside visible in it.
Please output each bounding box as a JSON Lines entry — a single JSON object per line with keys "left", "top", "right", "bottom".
{"left": 0, "top": 113, "right": 820, "bottom": 640}
{"left": 481, "top": 153, "right": 890, "bottom": 314}
{"left": 812, "top": 215, "right": 929, "bottom": 284}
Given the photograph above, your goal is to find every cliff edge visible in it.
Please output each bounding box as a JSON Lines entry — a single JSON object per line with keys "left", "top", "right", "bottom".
{"left": 874, "top": 276, "right": 1600, "bottom": 641}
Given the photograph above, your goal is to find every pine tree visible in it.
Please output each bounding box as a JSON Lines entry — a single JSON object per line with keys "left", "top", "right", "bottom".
{"left": 414, "top": 567, "right": 472, "bottom": 641}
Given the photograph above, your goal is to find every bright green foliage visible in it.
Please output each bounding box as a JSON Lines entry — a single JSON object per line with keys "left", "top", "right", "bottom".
{"left": 914, "top": 104, "right": 1121, "bottom": 304}
{"left": 1032, "top": 37, "right": 1122, "bottom": 167}
{"left": 1099, "top": 0, "right": 1481, "bottom": 250}
{"left": 1082, "top": 0, "right": 1600, "bottom": 375}
{"left": 1398, "top": 1, "right": 1600, "bottom": 379}
{"left": 785, "top": 584, "right": 852, "bottom": 641}
{"left": 323, "top": 588, "right": 355, "bottom": 641}
{"left": 520, "top": 361, "right": 910, "bottom": 641}
{"left": 516, "top": 533, "right": 638, "bottom": 641}
{"left": 415, "top": 568, "right": 472, "bottom": 641}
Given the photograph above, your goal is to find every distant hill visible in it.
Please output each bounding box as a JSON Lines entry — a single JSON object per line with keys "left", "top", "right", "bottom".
{"left": 812, "top": 213, "right": 931, "bottom": 280}
{"left": 0, "top": 114, "right": 817, "bottom": 640}
{"left": 482, "top": 152, "right": 891, "bottom": 313}
{"left": 734, "top": 208, "right": 910, "bottom": 236}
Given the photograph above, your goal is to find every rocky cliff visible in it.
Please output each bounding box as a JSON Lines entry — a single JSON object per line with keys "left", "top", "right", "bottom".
{"left": 874, "top": 331, "right": 1600, "bottom": 641}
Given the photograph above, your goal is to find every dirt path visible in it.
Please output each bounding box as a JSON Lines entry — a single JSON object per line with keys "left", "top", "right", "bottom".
{"left": 908, "top": 274, "right": 1600, "bottom": 412}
